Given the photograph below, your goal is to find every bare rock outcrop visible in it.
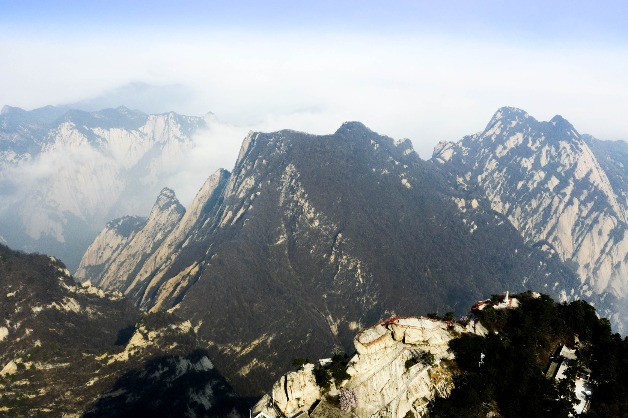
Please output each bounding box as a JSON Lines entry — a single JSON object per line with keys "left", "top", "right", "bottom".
{"left": 255, "top": 364, "right": 321, "bottom": 417}
{"left": 253, "top": 316, "right": 457, "bottom": 418}
{"left": 347, "top": 317, "right": 455, "bottom": 417}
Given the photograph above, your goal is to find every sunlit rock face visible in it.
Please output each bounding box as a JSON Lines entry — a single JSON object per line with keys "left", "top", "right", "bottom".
{"left": 347, "top": 317, "right": 456, "bottom": 418}
{"left": 75, "top": 187, "right": 185, "bottom": 292}
{"left": 252, "top": 316, "right": 458, "bottom": 418}
{"left": 0, "top": 105, "right": 211, "bottom": 269}
{"left": 259, "top": 363, "right": 322, "bottom": 417}
{"left": 433, "top": 107, "right": 628, "bottom": 331}
{"left": 82, "top": 122, "right": 579, "bottom": 395}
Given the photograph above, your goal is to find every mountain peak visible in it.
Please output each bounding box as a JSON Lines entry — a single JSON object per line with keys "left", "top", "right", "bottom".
{"left": 151, "top": 188, "right": 185, "bottom": 217}
{"left": 549, "top": 114, "right": 576, "bottom": 133}
{"left": 76, "top": 186, "right": 186, "bottom": 291}
{"left": 203, "top": 112, "right": 216, "bottom": 124}
{"left": 335, "top": 121, "right": 372, "bottom": 135}
{"left": 155, "top": 187, "right": 179, "bottom": 205}
{"left": 482, "top": 107, "right": 531, "bottom": 134}
{"left": 1, "top": 105, "right": 19, "bottom": 115}
{"left": 113, "top": 105, "right": 144, "bottom": 116}
{"left": 158, "top": 186, "right": 176, "bottom": 197}
{"left": 486, "top": 107, "right": 530, "bottom": 128}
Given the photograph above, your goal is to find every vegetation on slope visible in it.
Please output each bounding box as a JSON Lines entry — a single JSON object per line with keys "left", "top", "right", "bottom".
{"left": 430, "top": 292, "right": 628, "bottom": 417}
{"left": 0, "top": 244, "right": 247, "bottom": 417}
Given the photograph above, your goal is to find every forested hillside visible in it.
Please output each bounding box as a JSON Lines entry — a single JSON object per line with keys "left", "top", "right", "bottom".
{"left": 430, "top": 293, "right": 628, "bottom": 417}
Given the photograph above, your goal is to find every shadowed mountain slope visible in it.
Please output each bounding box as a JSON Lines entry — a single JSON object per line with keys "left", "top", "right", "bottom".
{"left": 0, "top": 244, "right": 244, "bottom": 416}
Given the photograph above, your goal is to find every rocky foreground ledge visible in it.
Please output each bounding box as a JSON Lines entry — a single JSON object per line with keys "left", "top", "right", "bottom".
{"left": 253, "top": 316, "right": 487, "bottom": 418}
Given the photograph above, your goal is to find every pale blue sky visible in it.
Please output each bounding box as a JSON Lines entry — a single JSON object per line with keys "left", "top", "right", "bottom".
{"left": 2, "top": 1, "right": 627, "bottom": 43}
{"left": 1, "top": 0, "right": 627, "bottom": 161}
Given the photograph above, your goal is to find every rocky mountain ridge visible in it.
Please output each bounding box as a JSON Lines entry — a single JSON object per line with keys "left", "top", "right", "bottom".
{"left": 75, "top": 187, "right": 186, "bottom": 293}
{"left": 433, "top": 107, "right": 628, "bottom": 331}
{"left": 76, "top": 169, "right": 231, "bottom": 311}
{"left": 79, "top": 121, "right": 581, "bottom": 395}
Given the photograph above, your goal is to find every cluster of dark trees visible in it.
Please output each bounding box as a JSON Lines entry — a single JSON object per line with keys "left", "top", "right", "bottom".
{"left": 429, "top": 292, "right": 628, "bottom": 418}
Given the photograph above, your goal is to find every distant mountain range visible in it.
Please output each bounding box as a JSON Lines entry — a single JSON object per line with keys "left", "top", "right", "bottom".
{"left": 0, "top": 105, "right": 213, "bottom": 269}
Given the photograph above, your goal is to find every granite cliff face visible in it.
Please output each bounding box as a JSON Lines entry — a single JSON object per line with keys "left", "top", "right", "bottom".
{"left": 75, "top": 187, "right": 185, "bottom": 292}
{"left": 583, "top": 134, "right": 628, "bottom": 211}
{"left": 433, "top": 107, "right": 628, "bottom": 330}
{"left": 81, "top": 122, "right": 580, "bottom": 394}
{"left": 73, "top": 215, "right": 146, "bottom": 284}
{"left": 0, "top": 105, "right": 212, "bottom": 269}
{"left": 346, "top": 317, "right": 457, "bottom": 417}
{"left": 253, "top": 316, "right": 464, "bottom": 418}
{"left": 76, "top": 170, "right": 230, "bottom": 310}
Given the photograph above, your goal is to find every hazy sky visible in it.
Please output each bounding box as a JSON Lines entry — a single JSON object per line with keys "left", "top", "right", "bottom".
{"left": 2, "top": 0, "right": 628, "bottom": 160}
